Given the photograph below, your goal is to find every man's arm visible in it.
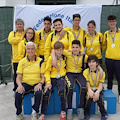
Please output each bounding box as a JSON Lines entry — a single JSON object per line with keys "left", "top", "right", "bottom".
{"left": 16, "top": 74, "right": 25, "bottom": 94}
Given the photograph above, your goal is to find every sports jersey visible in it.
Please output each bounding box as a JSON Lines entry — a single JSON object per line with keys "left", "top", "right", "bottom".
{"left": 64, "top": 26, "right": 87, "bottom": 52}
{"left": 17, "top": 56, "right": 44, "bottom": 85}
{"left": 45, "top": 55, "right": 66, "bottom": 84}
{"left": 84, "top": 32, "right": 104, "bottom": 59}
{"left": 103, "top": 28, "right": 120, "bottom": 60}
{"left": 35, "top": 29, "right": 54, "bottom": 56}
{"left": 83, "top": 68, "right": 105, "bottom": 90}
{"left": 63, "top": 50, "right": 88, "bottom": 73}
{"left": 44, "top": 31, "right": 74, "bottom": 62}
{"left": 8, "top": 31, "right": 24, "bottom": 62}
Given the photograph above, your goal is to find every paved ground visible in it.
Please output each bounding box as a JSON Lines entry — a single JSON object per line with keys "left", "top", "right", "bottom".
{"left": 0, "top": 82, "right": 120, "bottom": 120}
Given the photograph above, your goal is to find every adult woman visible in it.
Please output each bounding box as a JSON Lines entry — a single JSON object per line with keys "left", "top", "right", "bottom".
{"left": 18, "top": 27, "right": 35, "bottom": 60}
{"left": 84, "top": 20, "right": 104, "bottom": 65}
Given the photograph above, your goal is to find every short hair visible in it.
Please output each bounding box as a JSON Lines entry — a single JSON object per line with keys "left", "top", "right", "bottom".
{"left": 87, "top": 20, "right": 96, "bottom": 27}
{"left": 15, "top": 18, "right": 24, "bottom": 25}
{"left": 54, "top": 41, "right": 64, "bottom": 49}
{"left": 107, "top": 15, "right": 116, "bottom": 21}
{"left": 72, "top": 40, "right": 81, "bottom": 47}
{"left": 26, "top": 42, "right": 36, "bottom": 49}
{"left": 73, "top": 14, "right": 81, "bottom": 20}
{"left": 44, "top": 16, "right": 52, "bottom": 23}
{"left": 53, "top": 18, "right": 62, "bottom": 24}
{"left": 22, "top": 27, "right": 35, "bottom": 41}
{"left": 87, "top": 54, "right": 99, "bottom": 65}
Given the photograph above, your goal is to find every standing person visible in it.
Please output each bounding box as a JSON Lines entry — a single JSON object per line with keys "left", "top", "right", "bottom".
{"left": 8, "top": 18, "right": 24, "bottom": 92}
{"left": 15, "top": 42, "right": 45, "bottom": 120}
{"left": 64, "top": 14, "right": 87, "bottom": 52}
{"left": 18, "top": 27, "right": 35, "bottom": 60}
{"left": 103, "top": 15, "right": 120, "bottom": 103}
{"left": 84, "top": 20, "right": 104, "bottom": 66}
{"left": 38, "top": 41, "right": 66, "bottom": 120}
{"left": 35, "top": 16, "right": 53, "bottom": 60}
{"left": 83, "top": 54, "right": 107, "bottom": 120}
{"left": 44, "top": 18, "right": 74, "bottom": 62}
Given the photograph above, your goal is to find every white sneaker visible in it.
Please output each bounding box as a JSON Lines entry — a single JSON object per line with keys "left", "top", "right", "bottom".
{"left": 15, "top": 113, "right": 24, "bottom": 120}
{"left": 118, "top": 95, "right": 120, "bottom": 104}
{"left": 31, "top": 112, "right": 38, "bottom": 120}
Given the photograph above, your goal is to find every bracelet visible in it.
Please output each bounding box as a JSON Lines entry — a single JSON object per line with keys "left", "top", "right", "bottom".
{"left": 39, "top": 82, "right": 43, "bottom": 85}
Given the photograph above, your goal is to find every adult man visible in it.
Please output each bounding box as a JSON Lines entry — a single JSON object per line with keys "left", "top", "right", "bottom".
{"left": 15, "top": 42, "right": 45, "bottom": 120}
{"left": 8, "top": 18, "right": 24, "bottom": 92}
{"left": 103, "top": 15, "right": 120, "bottom": 103}
{"left": 44, "top": 18, "right": 74, "bottom": 62}
{"left": 64, "top": 14, "right": 87, "bottom": 52}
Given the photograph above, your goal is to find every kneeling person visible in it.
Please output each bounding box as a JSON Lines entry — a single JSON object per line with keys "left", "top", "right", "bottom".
{"left": 39, "top": 41, "right": 67, "bottom": 120}
{"left": 83, "top": 55, "right": 107, "bottom": 120}
{"left": 15, "top": 42, "right": 45, "bottom": 120}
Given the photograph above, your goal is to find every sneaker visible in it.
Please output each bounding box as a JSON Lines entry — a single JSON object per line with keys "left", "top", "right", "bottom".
{"left": 67, "top": 109, "right": 73, "bottom": 120}
{"left": 118, "top": 95, "right": 120, "bottom": 104}
{"left": 31, "top": 112, "right": 38, "bottom": 120}
{"left": 101, "top": 115, "right": 108, "bottom": 120}
{"left": 60, "top": 111, "right": 66, "bottom": 120}
{"left": 15, "top": 114, "right": 24, "bottom": 120}
{"left": 77, "top": 108, "right": 84, "bottom": 120}
{"left": 84, "top": 115, "right": 90, "bottom": 120}
{"left": 38, "top": 114, "right": 45, "bottom": 120}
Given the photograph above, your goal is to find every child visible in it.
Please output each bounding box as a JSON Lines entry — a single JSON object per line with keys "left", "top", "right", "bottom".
{"left": 38, "top": 41, "right": 67, "bottom": 120}
{"left": 83, "top": 54, "right": 108, "bottom": 120}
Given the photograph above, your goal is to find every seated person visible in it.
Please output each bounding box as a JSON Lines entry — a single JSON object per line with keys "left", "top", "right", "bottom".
{"left": 83, "top": 54, "right": 108, "bottom": 120}
{"left": 15, "top": 42, "right": 45, "bottom": 120}
{"left": 39, "top": 41, "right": 67, "bottom": 120}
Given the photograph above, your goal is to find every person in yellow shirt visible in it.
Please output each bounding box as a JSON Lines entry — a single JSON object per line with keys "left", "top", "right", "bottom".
{"left": 38, "top": 41, "right": 66, "bottom": 120}
{"left": 18, "top": 27, "right": 35, "bottom": 61}
{"left": 83, "top": 54, "right": 107, "bottom": 120}
{"left": 64, "top": 14, "right": 87, "bottom": 52}
{"left": 103, "top": 15, "right": 120, "bottom": 103}
{"left": 84, "top": 20, "right": 104, "bottom": 66}
{"left": 44, "top": 18, "right": 74, "bottom": 62}
{"left": 15, "top": 42, "right": 45, "bottom": 120}
{"left": 8, "top": 18, "right": 24, "bottom": 92}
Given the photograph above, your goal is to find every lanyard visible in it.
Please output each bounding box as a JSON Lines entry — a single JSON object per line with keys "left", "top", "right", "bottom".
{"left": 89, "top": 33, "right": 95, "bottom": 47}
{"left": 89, "top": 69, "right": 98, "bottom": 87}
{"left": 72, "top": 26, "right": 81, "bottom": 39}
{"left": 109, "top": 28, "right": 117, "bottom": 44}
{"left": 73, "top": 53, "right": 80, "bottom": 69}
{"left": 56, "top": 56, "right": 62, "bottom": 73}
{"left": 56, "top": 33, "right": 60, "bottom": 41}
{"left": 43, "top": 29, "right": 50, "bottom": 41}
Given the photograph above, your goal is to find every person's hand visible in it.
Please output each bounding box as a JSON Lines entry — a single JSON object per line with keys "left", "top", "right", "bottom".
{"left": 93, "top": 90, "right": 100, "bottom": 102}
{"left": 88, "top": 89, "right": 94, "bottom": 98}
{"left": 67, "top": 49, "right": 71, "bottom": 52}
{"left": 45, "top": 83, "right": 52, "bottom": 90}
{"left": 59, "top": 29, "right": 65, "bottom": 40}
{"left": 16, "top": 85, "right": 25, "bottom": 94}
{"left": 80, "top": 51, "right": 85, "bottom": 55}
{"left": 34, "top": 83, "right": 42, "bottom": 91}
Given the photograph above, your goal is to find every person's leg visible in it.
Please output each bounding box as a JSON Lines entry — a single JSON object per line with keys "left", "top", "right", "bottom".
{"left": 13, "top": 63, "right": 18, "bottom": 91}
{"left": 105, "top": 58, "right": 114, "bottom": 89}
{"left": 15, "top": 83, "right": 33, "bottom": 115}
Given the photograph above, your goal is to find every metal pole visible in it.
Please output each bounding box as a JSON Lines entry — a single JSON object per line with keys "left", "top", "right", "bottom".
{"left": 116, "top": 0, "right": 118, "bottom": 5}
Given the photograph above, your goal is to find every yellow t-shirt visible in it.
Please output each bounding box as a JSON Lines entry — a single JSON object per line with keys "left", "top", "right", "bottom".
{"left": 83, "top": 68, "right": 105, "bottom": 90}
{"left": 45, "top": 55, "right": 66, "bottom": 84}
{"left": 63, "top": 50, "right": 88, "bottom": 73}
{"left": 17, "top": 56, "right": 44, "bottom": 85}
{"left": 84, "top": 32, "right": 104, "bottom": 59}
{"left": 103, "top": 28, "right": 120, "bottom": 60}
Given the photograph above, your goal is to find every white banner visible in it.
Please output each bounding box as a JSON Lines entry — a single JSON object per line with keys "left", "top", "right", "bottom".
{"left": 14, "top": 5, "right": 102, "bottom": 32}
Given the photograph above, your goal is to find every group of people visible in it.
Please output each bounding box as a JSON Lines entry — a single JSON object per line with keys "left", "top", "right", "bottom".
{"left": 8, "top": 13, "right": 120, "bottom": 120}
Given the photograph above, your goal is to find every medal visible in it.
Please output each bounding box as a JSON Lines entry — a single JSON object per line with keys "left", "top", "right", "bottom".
{"left": 90, "top": 47, "right": 93, "bottom": 51}
{"left": 111, "top": 44, "right": 115, "bottom": 48}
{"left": 75, "top": 71, "right": 78, "bottom": 73}
{"left": 92, "top": 87, "right": 96, "bottom": 91}
{"left": 56, "top": 74, "right": 61, "bottom": 79}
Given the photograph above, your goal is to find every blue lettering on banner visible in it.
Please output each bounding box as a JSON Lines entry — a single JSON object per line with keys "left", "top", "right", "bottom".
{"left": 33, "top": 13, "right": 73, "bottom": 31}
